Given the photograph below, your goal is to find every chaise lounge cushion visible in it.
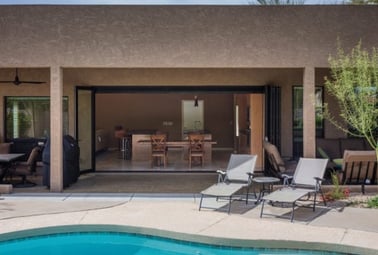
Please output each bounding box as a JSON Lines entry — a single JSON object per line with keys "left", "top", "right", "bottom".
{"left": 263, "top": 141, "right": 286, "bottom": 172}
{"left": 263, "top": 141, "right": 297, "bottom": 180}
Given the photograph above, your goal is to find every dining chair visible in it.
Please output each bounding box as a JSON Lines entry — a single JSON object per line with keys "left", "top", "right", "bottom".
{"left": 188, "top": 134, "right": 205, "bottom": 168}
{"left": 9, "top": 146, "right": 40, "bottom": 187}
{"left": 151, "top": 134, "right": 168, "bottom": 168}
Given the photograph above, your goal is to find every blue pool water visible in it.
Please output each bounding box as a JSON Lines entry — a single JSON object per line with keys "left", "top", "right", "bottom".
{"left": 0, "top": 232, "right": 344, "bottom": 255}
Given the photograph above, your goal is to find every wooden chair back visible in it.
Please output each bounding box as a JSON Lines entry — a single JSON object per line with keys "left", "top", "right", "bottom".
{"left": 150, "top": 134, "right": 167, "bottom": 167}
{"left": 188, "top": 134, "right": 204, "bottom": 168}
{"left": 151, "top": 134, "right": 167, "bottom": 153}
{"left": 189, "top": 134, "right": 204, "bottom": 153}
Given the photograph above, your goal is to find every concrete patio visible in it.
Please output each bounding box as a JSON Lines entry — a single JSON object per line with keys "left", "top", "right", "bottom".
{"left": 0, "top": 192, "right": 377, "bottom": 254}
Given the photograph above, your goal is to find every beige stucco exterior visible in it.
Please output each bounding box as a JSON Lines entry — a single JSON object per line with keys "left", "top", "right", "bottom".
{"left": 1, "top": 5, "right": 377, "bottom": 191}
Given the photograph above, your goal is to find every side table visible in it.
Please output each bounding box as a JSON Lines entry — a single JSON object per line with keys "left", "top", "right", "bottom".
{"left": 252, "top": 176, "right": 280, "bottom": 203}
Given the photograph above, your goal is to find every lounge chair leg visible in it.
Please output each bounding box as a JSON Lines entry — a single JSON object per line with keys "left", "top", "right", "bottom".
{"left": 199, "top": 194, "right": 204, "bottom": 211}
{"left": 319, "top": 188, "right": 327, "bottom": 206}
{"left": 246, "top": 186, "right": 249, "bottom": 204}
{"left": 228, "top": 195, "right": 232, "bottom": 214}
{"left": 260, "top": 200, "right": 265, "bottom": 218}
{"left": 290, "top": 202, "right": 295, "bottom": 222}
{"left": 255, "top": 190, "right": 263, "bottom": 204}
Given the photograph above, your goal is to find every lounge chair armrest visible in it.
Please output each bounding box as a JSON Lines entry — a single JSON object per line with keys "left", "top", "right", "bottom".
{"left": 314, "top": 177, "right": 325, "bottom": 182}
{"left": 314, "top": 177, "right": 326, "bottom": 190}
{"left": 217, "top": 170, "right": 226, "bottom": 183}
{"left": 246, "top": 172, "right": 255, "bottom": 184}
{"left": 281, "top": 174, "right": 293, "bottom": 186}
{"left": 314, "top": 177, "right": 325, "bottom": 185}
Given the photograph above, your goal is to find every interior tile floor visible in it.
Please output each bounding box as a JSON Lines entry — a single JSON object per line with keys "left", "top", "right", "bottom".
{"left": 95, "top": 149, "right": 232, "bottom": 172}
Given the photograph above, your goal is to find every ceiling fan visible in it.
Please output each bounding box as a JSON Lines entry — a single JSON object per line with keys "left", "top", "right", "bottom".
{"left": 0, "top": 68, "right": 46, "bottom": 86}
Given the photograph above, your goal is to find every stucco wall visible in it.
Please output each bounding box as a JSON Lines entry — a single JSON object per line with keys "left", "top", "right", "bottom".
{"left": 0, "top": 6, "right": 377, "bottom": 68}
{"left": 1, "top": 5, "right": 377, "bottom": 158}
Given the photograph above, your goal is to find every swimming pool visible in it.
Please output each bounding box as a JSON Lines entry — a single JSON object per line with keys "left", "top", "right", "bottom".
{"left": 0, "top": 230, "right": 346, "bottom": 255}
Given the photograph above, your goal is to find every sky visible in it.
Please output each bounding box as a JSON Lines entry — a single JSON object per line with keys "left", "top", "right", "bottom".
{"left": 0, "top": 0, "right": 344, "bottom": 5}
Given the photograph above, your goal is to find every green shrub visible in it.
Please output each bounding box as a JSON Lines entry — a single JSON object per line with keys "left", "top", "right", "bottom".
{"left": 367, "top": 196, "right": 378, "bottom": 208}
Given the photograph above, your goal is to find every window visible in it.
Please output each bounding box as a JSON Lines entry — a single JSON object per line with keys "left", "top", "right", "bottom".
{"left": 292, "top": 86, "right": 324, "bottom": 158}
{"left": 5, "top": 97, "right": 69, "bottom": 140}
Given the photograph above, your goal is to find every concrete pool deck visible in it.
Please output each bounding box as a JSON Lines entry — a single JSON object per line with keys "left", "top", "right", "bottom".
{"left": 0, "top": 193, "right": 377, "bottom": 254}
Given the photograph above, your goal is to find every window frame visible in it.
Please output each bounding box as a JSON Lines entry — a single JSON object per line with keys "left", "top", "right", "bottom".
{"left": 4, "top": 96, "right": 69, "bottom": 141}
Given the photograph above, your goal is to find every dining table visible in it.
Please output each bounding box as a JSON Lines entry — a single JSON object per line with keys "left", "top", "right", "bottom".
{"left": 0, "top": 153, "right": 25, "bottom": 184}
{"left": 134, "top": 139, "right": 217, "bottom": 162}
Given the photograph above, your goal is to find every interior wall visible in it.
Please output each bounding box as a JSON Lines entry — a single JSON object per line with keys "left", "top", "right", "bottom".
{"left": 95, "top": 93, "right": 234, "bottom": 148}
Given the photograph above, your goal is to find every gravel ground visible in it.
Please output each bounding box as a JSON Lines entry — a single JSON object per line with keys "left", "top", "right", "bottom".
{"left": 329, "top": 193, "right": 378, "bottom": 208}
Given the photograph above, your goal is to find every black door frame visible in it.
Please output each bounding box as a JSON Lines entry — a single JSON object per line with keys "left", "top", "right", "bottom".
{"left": 75, "top": 85, "right": 268, "bottom": 172}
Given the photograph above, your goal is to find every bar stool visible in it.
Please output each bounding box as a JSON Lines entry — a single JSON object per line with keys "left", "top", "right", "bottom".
{"left": 114, "top": 126, "right": 126, "bottom": 158}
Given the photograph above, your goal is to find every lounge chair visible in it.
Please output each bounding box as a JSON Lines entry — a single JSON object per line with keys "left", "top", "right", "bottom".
{"left": 199, "top": 154, "right": 257, "bottom": 213}
{"left": 339, "top": 150, "right": 377, "bottom": 194}
{"left": 260, "top": 158, "right": 328, "bottom": 222}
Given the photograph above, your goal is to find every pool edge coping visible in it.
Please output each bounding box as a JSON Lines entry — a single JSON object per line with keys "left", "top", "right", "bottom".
{"left": 0, "top": 224, "right": 375, "bottom": 255}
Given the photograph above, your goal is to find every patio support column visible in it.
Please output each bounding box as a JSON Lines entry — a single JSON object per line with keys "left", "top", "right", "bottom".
{"left": 50, "top": 66, "right": 63, "bottom": 192}
{"left": 302, "top": 67, "right": 316, "bottom": 157}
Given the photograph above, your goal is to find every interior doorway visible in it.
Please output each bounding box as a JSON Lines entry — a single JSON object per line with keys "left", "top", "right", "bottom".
{"left": 181, "top": 99, "right": 204, "bottom": 138}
